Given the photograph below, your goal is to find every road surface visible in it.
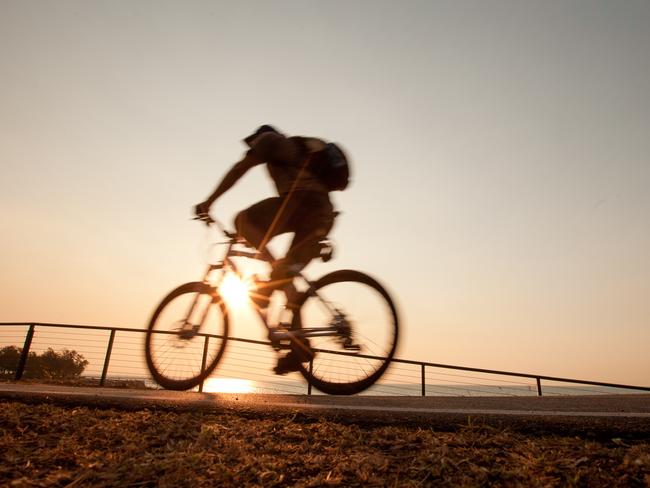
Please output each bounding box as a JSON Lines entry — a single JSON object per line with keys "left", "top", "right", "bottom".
{"left": 2, "top": 382, "right": 649, "bottom": 435}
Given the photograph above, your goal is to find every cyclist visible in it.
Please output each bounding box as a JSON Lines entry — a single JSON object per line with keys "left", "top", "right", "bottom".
{"left": 194, "top": 125, "right": 349, "bottom": 374}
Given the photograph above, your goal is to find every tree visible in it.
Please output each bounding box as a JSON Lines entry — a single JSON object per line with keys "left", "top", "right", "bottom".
{"left": 0, "top": 345, "right": 21, "bottom": 377}
{"left": 30, "top": 348, "right": 89, "bottom": 379}
{"left": 0, "top": 345, "right": 89, "bottom": 379}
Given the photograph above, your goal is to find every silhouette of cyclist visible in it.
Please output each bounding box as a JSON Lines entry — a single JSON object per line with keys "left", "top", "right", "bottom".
{"left": 194, "top": 125, "right": 349, "bottom": 374}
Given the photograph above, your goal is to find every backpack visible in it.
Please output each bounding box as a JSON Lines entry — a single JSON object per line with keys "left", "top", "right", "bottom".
{"left": 244, "top": 127, "right": 350, "bottom": 192}
{"left": 294, "top": 137, "right": 350, "bottom": 192}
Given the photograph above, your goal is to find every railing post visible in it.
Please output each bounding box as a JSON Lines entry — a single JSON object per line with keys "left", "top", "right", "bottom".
{"left": 536, "top": 377, "right": 542, "bottom": 396}
{"left": 198, "top": 336, "right": 210, "bottom": 393}
{"left": 307, "top": 360, "right": 313, "bottom": 396}
{"left": 100, "top": 329, "right": 116, "bottom": 387}
{"left": 421, "top": 364, "right": 426, "bottom": 397}
{"left": 15, "top": 324, "right": 35, "bottom": 380}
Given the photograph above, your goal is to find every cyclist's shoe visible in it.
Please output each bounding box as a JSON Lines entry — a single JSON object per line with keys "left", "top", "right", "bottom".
{"left": 273, "top": 352, "right": 301, "bottom": 375}
{"left": 273, "top": 338, "right": 314, "bottom": 375}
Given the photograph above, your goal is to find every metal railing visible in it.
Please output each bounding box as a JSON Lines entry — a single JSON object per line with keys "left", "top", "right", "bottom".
{"left": 2, "top": 322, "right": 649, "bottom": 396}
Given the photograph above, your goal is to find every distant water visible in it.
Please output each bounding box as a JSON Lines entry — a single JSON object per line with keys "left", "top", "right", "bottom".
{"left": 134, "top": 377, "right": 647, "bottom": 397}
{"left": 363, "top": 383, "right": 647, "bottom": 397}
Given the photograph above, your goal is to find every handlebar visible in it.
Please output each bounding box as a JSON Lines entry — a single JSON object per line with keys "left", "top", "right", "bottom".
{"left": 193, "top": 214, "right": 238, "bottom": 240}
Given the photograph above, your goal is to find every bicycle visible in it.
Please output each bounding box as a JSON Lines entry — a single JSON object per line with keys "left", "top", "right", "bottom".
{"left": 144, "top": 215, "right": 399, "bottom": 395}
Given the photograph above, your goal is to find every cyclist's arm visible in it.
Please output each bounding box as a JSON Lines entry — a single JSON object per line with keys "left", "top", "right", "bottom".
{"left": 202, "top": 152, "right": 263, "bottom": 206}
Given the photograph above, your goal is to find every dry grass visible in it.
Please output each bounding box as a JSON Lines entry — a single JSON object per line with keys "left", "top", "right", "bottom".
{"left": 1, "top": 400, "right": 649, "bottom": 487}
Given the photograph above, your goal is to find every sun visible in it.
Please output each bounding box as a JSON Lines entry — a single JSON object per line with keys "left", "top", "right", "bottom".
{"left": 202, "top": 377, "right": 255, "bottom": 393}
{"left": 219, "top": 273, "right": 252, "bottom": 308}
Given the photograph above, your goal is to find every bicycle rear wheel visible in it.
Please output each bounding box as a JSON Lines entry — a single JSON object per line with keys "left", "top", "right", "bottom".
{"left": 292, "top": 270, "right": 399, "bottom": 395}
{"left": 145, "top": 282, "right": 229, "bottom": 390}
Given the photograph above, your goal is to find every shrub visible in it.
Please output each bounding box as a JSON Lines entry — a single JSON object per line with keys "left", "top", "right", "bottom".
{"left": 0, "top": 345, "right": 21, "bottom": 376}
{"left": 0, "top": 345, "right": 89, "bottom": 379}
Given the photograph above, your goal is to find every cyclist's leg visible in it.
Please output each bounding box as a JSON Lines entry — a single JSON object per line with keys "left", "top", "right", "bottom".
{"left": 273, "top": 195, "right": 336, "bottom": 374}
{"left": 235, "top": 197, "right": 293, "bottom": 308}
{"left": 274, "top": 192, "right": 335, "bottom": 287}
{"left": 234, "top": 197, "right": 287, "bottom": 249}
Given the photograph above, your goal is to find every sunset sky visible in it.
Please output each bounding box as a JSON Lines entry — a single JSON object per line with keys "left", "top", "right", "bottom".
{"left": 1, "top": 1, "right": 649, "bottom": 385}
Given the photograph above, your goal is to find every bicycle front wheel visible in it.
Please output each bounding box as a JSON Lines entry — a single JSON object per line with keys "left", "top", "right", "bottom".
{"left": 145, "top": 282, "right": 229, "bottom": 390}
{"left": 292, "top": 270, "right": 399, "bottom": 395}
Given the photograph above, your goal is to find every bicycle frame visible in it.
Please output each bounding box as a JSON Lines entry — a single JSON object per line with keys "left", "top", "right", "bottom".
{"left": 192, "top": 221, "right": 346, "bottom": 350}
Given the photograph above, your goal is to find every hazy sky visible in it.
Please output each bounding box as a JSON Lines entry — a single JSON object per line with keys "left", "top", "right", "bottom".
{"left": 1, "top": 1, "right": 649, "bottom": 385}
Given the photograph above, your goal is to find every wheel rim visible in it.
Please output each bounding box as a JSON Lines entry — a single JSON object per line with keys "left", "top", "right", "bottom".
{"left": 147, "top": 286, "right": 228, "bottom": 388}
{"left": 296, "top": 277, "right": 397, "bottom": 392}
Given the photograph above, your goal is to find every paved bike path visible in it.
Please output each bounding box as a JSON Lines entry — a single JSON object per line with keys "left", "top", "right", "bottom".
{"left": 2, "top": 383, "right": 649, "bottom": 435}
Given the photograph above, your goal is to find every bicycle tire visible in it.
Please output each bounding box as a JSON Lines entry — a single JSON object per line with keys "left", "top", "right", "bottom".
{"left": 292, "top": 270, "right": 399, "bottom": 395}
{"left": 145, "top": 281, "right": 229, "bottom": 390}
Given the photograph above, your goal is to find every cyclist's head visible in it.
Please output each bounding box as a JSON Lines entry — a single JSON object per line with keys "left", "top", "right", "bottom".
{"left": 244, "top": 124, "right": 281, "bottom": 146}
{"left": 256, "top": 124, "right": 279, "bottom": 135}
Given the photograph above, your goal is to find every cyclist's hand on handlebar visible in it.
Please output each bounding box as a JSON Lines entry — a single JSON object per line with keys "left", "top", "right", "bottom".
{"left": 194, "top": 200, "right": 211, "bottom": 216}
{"left": 194, "top": 201, "right": 214, "bottom": 224}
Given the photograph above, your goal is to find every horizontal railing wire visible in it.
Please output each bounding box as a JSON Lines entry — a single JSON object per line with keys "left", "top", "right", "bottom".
{"left": 1, "top": 322, "right": 650, "bottom": 396}
{"left": 423, "top": 368, "right": 541, "bottom": 397}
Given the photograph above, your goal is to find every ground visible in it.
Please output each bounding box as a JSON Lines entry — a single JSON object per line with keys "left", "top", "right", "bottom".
{"left": 1, "top": 401, "right": 649, "bottom": 487}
